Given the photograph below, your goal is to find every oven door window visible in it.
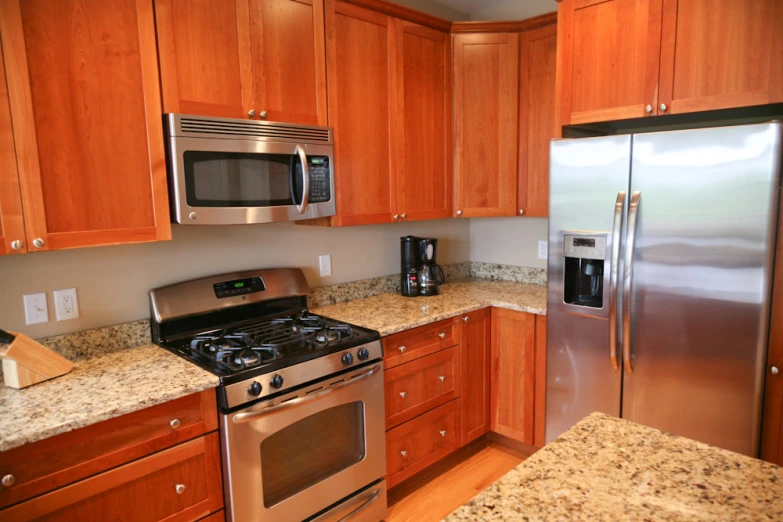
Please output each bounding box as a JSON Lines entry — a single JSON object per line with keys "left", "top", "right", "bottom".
{"left": 184, "top": 151, "right": 303, "bottom": 207}
{"left": 260, "top": 402, "right": 366, "bottom": 508}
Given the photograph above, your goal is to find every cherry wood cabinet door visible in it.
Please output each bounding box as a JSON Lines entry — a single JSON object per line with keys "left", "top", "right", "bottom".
{"left": 556, "top": 0, "right": 664, "bottom": 125}
{"left": 248, "top": 0, "right": 328, "bottom": 126}
{"left": 460, "top": 308, "right": 492, "bottom": 446}
{"left": 0, "top": 40, "right": 26, "bottom": 256}
{"left": 518, "top": 23, "right": 557, "bottom": 218}
{"left": 534, "top": 314, "right": 548, "bottom": 448}
{"left": 0, "top": 0, "right": 171, "bottom": 252}
{"left": 155, "top": 0, "right": 254, "bottom": 119}
{"left": 657, "top": 0, "right": 783, "bottom": 115}
{"left": 490, "top": 308, "right": 536, "bottom": 445}
{"left": 395, "top": 21, "right": 452, "bottom": 222}
{"left": 326, "top": 0, "right": 397, "bottom": 226}
{"left": 453, "top": 33, "right": 518, "bottom": 218}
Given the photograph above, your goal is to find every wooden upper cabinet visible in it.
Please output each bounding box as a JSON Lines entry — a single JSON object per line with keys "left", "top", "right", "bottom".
{"left": 248, "top": 0, "right": 328, "bottom": 125}
{"left": 0, "top": 0, "right": 171, "bottom": 252}
{"left": 518, "top": 24, "right": 557, "bottom": 218}
{"left": 453, "top": 33, "right": 519, "bottom": 218}
{"left": 326, "top": 0, "right": 396, "bottom": 226}
{"left": 395, "top": 21, "right": 452, "bottom": 222}
{"left": 556, "top": 0, "right": 664, "bottom": 125}
{"left": 155, "top": 0, "right": 254, "bottom": 119}
{"left": 460, "top": 308, "right": 491, "bottom": 446}
{"left": 0, "top": 40, "right": 26, "bottom": 256}
{"left": 658, "top": 0, "right": 783, "bottom": 115}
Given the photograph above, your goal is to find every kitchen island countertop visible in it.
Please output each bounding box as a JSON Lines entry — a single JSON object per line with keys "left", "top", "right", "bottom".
{"left": 443, "top": 412, "right": 783, "bottom": 521}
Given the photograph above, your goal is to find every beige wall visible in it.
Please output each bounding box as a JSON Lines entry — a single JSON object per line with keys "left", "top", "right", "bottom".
{"left": 469, "top": 217, "right": 548, "bottom": 269}
{"left": 0, "top": 220, "right": 470, "bottom": 338}
{"left": 472, "top": 0, "right": 557, "bottom": 20}
{"left": 391, "top": 0, "right": 470, "bottom": 20}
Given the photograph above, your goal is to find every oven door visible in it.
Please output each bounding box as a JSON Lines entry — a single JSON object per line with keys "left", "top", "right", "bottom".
{"left": 220, "top": 363, "right": 387, "bottom": 522}
{"left": 168, "top": 136, "right": 336, "bottom": 224}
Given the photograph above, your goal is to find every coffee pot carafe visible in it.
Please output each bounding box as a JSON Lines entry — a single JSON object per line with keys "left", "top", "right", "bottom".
{"left": 417, "top": 238, "right": 445, "bottom": 296}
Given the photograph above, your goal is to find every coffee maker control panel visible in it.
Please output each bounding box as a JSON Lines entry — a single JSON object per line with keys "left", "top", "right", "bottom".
{"left": 564, "top": 235, "right": 607, "bottom": 260}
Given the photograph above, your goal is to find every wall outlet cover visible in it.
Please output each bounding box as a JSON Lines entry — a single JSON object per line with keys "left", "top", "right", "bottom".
{"left": 538, "top": 240, "right": 548, "bottom": 260}
{"left": 319, "top": 254, "right": 332, "bottom": 277}
{"left": 53, "top": 288, "right": 80, "bottom": 321}
{"left": 23, "top": 293, "right": 49, "bottom": 325}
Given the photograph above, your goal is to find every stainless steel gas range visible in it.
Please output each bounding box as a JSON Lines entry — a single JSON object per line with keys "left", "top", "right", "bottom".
{"left": 149, "top": 268, "right": 387, "bottom": 522}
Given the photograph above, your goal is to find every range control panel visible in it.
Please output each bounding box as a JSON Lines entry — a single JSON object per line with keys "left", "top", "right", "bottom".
{"left": 564, "top": 235, "right": 607, "bottom": 260}
{"left": 214, "top": 276, "right": 266, "bottom": 298}
{"left": 308, "top": 156, "right": 332, "bottom": 203}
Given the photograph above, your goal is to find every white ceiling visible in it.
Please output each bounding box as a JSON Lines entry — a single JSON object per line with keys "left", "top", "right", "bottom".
{"left": 430, "top": 0, "right": 557, "bottom": 20}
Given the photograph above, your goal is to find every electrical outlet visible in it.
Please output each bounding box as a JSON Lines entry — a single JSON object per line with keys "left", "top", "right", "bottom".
{"left": 23, "top": 293, "right": 49, "bottom": 325}
{"left": 54, "top": 288, "right": 80, "bottom": 321}
{"left": 319, "top": 254, "right": 332, "bottom": 277}
{"left": 538, "top": 240, "right": 548, "bottom": 260}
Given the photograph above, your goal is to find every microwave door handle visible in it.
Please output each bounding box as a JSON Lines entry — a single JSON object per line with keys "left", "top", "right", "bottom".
{"left": 232, "top": 364, "right": 381, "bottom": 424}
{"left": 295, "top": 144, "right": 310, "bottom": 214}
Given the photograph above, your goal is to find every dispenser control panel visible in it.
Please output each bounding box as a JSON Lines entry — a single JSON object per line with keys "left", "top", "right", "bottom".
{"left": 564, "top": 235, "right": 607, "bottom": 260}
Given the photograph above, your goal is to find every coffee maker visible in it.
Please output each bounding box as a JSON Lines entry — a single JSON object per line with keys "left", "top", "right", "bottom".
{"left": 400, "top": 236, "right": 446, "bottom": 297}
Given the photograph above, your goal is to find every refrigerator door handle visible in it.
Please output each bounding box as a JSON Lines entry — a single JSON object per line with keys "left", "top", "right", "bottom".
{"left": 608, "top": 191, "right": 626, "bottom": 371}
{"left": 622, "top": 191, "right": 642, "bottom": 374}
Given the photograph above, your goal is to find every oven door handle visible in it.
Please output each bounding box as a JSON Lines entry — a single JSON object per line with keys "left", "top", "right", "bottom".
{"left": 295, "top": 144, "right": 310, "bottom": 215}
{"left": 232, "top": 364, "right": 381, "bottom": 424}
{"left": 337, "top": 487, "right": 382, "bottom": 522}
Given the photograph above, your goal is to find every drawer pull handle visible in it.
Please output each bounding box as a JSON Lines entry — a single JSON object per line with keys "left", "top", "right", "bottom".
{"left": 400, "top": 450, "right": 408, "bottom": 457}
{"left": 439, "top": 430, "right": 447, "bottom": 437}
{"left": 175, "top": 484, "right": 186, "bottom": 495}
{"left": 170, "top": 419, "right": 181, "bottom": 429}
{"left": 438, "top": 376, "right": 446, "bottom": 382}
{"left": 398, "top": 346, "right": 406, "bottom": 353}
{"left": 2, "top": 474, "right": 15, "bottom": 487}
{"left": 463, "top": 316, "right": 469, "bottom": 322}
{"left": 400, "top": 391, "right": 407, "bottom": 398}
{"left": 438, "top": 332, "right": 446, "bottom": 339}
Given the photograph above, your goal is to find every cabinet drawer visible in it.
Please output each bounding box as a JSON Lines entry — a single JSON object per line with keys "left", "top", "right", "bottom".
{"left": 383, "top": 317, "right": 459, "bottom": 369}
{"left": 385, "top": 346, "right": 459, "bottom": 430}
{"left": 1, "top": 432, "right": 223, "bottom": 522}
{"left": 0, "top": 389, "right": 217, "bottom": 509}
{"left": 386, "top": 399, "right": 459, "bottom": 488}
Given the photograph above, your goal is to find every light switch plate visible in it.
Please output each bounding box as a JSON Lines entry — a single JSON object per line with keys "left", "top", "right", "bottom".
{"left": 538, "top": 240, "right": 548, "bottom": 260}
{"left": 54, "top": 288, "right": 80, "bottom": 321}
{"left": 23, "top": 293, "right": 49, "bottom": 325}
{"left": 319, "top": 254, "right": 332, "bottom": 277}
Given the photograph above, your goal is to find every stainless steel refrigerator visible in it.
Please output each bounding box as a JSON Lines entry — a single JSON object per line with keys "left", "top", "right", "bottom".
{"left": 546, "top": 122, "right": 782, "bottom": 456}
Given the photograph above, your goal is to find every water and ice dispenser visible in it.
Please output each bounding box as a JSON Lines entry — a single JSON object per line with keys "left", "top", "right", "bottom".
{"left": 563, "top": 235, "right": 607, "bottom": 309}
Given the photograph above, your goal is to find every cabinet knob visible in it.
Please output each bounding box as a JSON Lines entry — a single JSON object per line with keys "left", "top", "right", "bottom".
{"left": 399, "top": 391, "right": 407, "bottom": 398}
{"left": 438, "top": 375, "right": 446, "bottom": 382}
{"left": 456, "top": 210, "right": 463, "bottom": 216}
{"left": 175, "top": 484, "right": 186, "bottom": 495}
{"left": 260, "top": 111, "right": 268, "bottom": 119}
{"left": 439, "top": 430, "right": 447, "bottom": 437}
{"left": 518, "top": 209, "right": 524, "bottom": 216}
{"left": 170, "top": 419, "right": 181, "bottom": 429}
{"left": 463, "top": 316, "right": 469, "bottom": 322}
{"left": 188, "top": 212, "right": 197, "bottom": 220}
{"left": 659, "top": 103, "right": 668, "bottom": 112}
{"left": 401, "top": 213, "right": 407, "bottom": 219}
{"left": 400, "top": 450, "right": 407, "bottom": 457}
{"left": 772, "top": 366, "right": 780, "bottom": 375}
{"left": 438, "top": 332, "right": 446, "bottom": 339}
{"left": 398, "top": 346, "right": 406, "bottom": 353}
{"left": 248, "top": 109, "right": 256, "bottom": 117}
{"left": 393, "top": 214, "right": 399, "bottom": 220}
{"left": 645, "top": 104, "right": 653, "bottom": 113}
{"left": 2, "top": 474, "right": 15, "bottom": 487}
{"left": 32, "top": 238, "right": 45, "bottom": 248}
{"left": 10, "top": 239, "right": 23, "bottom": 250}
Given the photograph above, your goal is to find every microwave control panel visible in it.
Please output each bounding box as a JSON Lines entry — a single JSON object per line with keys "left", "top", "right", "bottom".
{"left": 308, "top": 157, "right": 331, "bottom": 203}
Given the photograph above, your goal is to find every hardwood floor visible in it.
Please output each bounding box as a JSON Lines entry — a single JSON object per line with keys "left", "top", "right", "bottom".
{"left": 386, "top": 438, "right": 527, "bottom": 522}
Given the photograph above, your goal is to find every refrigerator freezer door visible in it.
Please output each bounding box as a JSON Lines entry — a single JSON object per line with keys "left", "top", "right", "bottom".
{"left": 546, "top": 135, "right": 632, "bottom": 443}
{"left": 623, "top": 123, "right": 781, "bottom": 456}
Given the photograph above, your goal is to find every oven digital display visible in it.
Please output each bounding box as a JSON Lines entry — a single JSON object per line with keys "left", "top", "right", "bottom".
{"left": 573, "top": 238, "right": 596, "bottom": 248}
{"left": 214, "top": 277, "right": 265, "bottom": 298}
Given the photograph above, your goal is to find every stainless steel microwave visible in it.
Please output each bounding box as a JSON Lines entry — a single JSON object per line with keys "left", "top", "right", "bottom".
{"left": 165, "top": 114, "right": 336, "bottom": 225}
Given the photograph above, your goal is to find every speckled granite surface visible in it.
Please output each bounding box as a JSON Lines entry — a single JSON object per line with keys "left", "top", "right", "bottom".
{"left": 36, "top": 319, "right": 151, "bottom": 361}
{"left": 470, "top": 261, "right": 547, "bottom": 286}
{"left": 0, "top": 344, "right": 218, "bottom": 453}
{"left": 444, "top": 413, "right": 783, "bottom": 522}
{"left": 312, "top": 278, "right": 546, "bottom": 336}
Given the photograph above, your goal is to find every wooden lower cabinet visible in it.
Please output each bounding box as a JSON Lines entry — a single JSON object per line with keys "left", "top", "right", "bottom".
{"left": 198, "top": 511, "right": 225, "bottom": 522}
{"left": 459, "top": 308, "right": 491, "bottom": 445}
{"left": 383, "top": 317, "right": 460, "bottom": 370}
{"left": 1, "top": 433, "right": 223, "bottom": 522}
{"left": 386, "top": 399, "right": 460, "bottom": 488}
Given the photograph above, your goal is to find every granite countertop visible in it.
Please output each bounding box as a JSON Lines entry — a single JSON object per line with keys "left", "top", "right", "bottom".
{"left": 444, "top": 413, "right": 783, "bottom": 521}
{"left": 0, "top": 344, "right": 219, "bottom": 453}
{"left": 311, "top": 278, "right": 547, "bottom": 336}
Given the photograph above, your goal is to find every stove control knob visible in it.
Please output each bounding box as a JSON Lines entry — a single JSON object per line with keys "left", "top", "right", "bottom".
{"left": 248, "top": 381, "right": 262, "bottom": 396}
{"left": 342, "top": 353, "right": 354, "bottom": 365}
{"left": 358, "top": 347, "right": 370, "bottom": 361}
{"left": 270, "top": 374, "right": 284, "bottom": 389}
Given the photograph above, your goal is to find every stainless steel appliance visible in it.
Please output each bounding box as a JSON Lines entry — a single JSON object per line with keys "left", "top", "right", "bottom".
{"left": 418, "top": 238, "right": 445, "bottom": 296}
{"left": 546, "top": 122, "right": 782, "bottom": 457}
{"left": 165, "top": 114, "right": 336, "bottom": 225}
{"left": 149, "top": 269, "right": 386, "bottom": 522}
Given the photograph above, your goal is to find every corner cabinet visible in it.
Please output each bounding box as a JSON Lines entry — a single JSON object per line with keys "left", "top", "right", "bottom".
{"left": 555, "top": 0, "right": 783, "bottom": 126}
{"left": 460, "top": 308, "right": 492, "bottom": 445}
{"left": 0, "top": 0, "right": 171, "bottom": 253}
